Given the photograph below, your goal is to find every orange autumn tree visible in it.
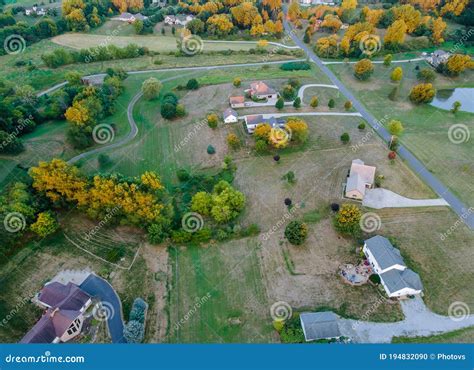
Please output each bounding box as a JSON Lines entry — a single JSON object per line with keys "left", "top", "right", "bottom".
{"left": 393, "top": 4, "right": 420, "bottom": 33}
{"left": 441, "top": 0, "right": 469, "bottom": 16}
{"left": 321, "top": 14, "right": 342, "bottom": 33}
{"left": 112, "top": 0, "right": 143, "bottom": 13}
{"left": 384, "top": 19, "right": 407, "bottom": 47}
{"left": 231, "top": 2, "right": 260, "bottom": 28}
{"left": 361, "top": 6, "right": 384, "bottom": 25}
{"left": 431, "top": 17, "right": 446, "bottom": 45}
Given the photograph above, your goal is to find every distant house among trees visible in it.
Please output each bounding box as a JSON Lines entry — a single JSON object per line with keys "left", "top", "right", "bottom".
{"left": 426, "top": 50, "right": 451, "bottom": 67}
{"left": 299, "top": 0, "right": 335, "bottom": 6}
{"left": 245, "top": 81, "right": 279, "bottom": 101}
{"left": 164, "top": 15, "right": 194, "bottom": 26}
{"left": 24, "top": 6, "right": 46, "bottom": 16}
{"left": 244, "top": 115, "right": 285, "bottom": 133}
{"left": 115, "top": 12, "right": 148, "bottom": 23}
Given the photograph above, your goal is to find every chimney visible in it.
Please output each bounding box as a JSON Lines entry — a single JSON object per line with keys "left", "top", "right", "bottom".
{"left": 50, "top": 307, "right": 60, "bottom": 318}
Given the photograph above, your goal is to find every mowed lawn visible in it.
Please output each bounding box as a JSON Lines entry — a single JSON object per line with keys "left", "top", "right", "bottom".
{"left": 328, "top": 61, "right": 474, "bottom": 207}
{"left": 52, "top": 33, "right": 269, "bottom": 53}
{"left": 168, "top": 239, "right": 275, "bottom": 343}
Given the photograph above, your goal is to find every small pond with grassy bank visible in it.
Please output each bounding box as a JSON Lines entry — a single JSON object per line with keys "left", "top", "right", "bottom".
{"left": 430, "top": 88, "right": 474, "bottom": 113}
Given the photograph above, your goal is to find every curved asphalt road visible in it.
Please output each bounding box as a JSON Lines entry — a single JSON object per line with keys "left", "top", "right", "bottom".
{"left": 283, "top": 18, "right": 474, "bottom": 229}
{"left": 80, "top": 274, "right": 126, "bottom": 343}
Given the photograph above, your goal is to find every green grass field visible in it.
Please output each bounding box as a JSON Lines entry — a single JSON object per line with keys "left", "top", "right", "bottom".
{"left": 168, "top": 239, "right": 275, "bottom": 343}
{"left": 392, "top": 326, "right": 474, "bottom": 343}
{"left": 328, "top": 60, "right": 474, "bottom": 207}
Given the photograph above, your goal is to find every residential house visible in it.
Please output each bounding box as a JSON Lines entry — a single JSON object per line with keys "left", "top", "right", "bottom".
{"left": 300, "top": 0, "right": 335, "bottom": 5}
{"left": 223, "top": 108, "right": 238, "bottom": 124}
{"left": 244, "top": 115, "right": 285, "bottom": 134}
{"left": 300, "top": 312, "right": 342, "bottom": 342}
{"left": 164, "top": 14, "right": 194, "bottom": 26}
{"left": 427, "top": 50, "right": 451, "bottom": 67}
{"left": 20, "top": 281, "right": 92, "bottom": 343}
{"left": 229, "top": 96, "right": 246, "bottom": 108}
{"left": 363, "top": 235, "right": 423, "bottom": 298}
{"left": 116, "top": 12, "right": 148, "bottom": 23}
{"left": 245, "top": 81, "right": 279, "bottom": 101}
{"left": 345, "top": 159, "right": 376, "bottom": 200}
{"left": 81, "top": 75, "right": 105, "bottom": 86}
{"left": 25, "top": 6, "right": 46, "bottom": 16}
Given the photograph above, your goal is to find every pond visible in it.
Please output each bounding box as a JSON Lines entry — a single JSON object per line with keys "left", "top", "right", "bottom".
{"left": 430, "top": 88, "right": 474, "bottom": 113}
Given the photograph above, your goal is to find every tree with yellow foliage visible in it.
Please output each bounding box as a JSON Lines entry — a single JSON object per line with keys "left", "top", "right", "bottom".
{"left": 207, "top": 14, "right": 234, "bottom": 36}
{"left": 409, "top": 83, "right": 436, "bottom": 104}
{"left": 430, "top": 17, "right": 446, "bottom": 45}
{"left": 353, "top": 59, "right": 374, "bottom": 80}
{"left": 361, "top": 6, "right": 384, "bottom": 25}
{"left": 315, "top": 34, "right": 339, "bottom": 58}
{"left": 445, "top": 54, "right": 474, "bottom": 76}
{"left": 264, "top": 20, "right": 276, "bottom": 34}
{"left": 334, "top": 204, "right": 362, "bottom": 235}
{"left": 391, "top": 66, "right": 403, "bottom": 82}
{"left": 254, "top": 123, "right": 272, "bottom": 141}
{"left": 287, "top": 0, "right": 301, "bottom": 22}
{"left": 408, "top": 0, "right": 440, "bottom": 11}
{"left": 141, "top": 171, "right": 164, "bottom": 191}
{"left": 112, "top": 0, "right": 143, "bottom": 12}
{"left": 250, "top": 23, "right": 265, "bottom": 36}
{"left": 285, "top": 118, "right": 308, "bottom": 143}
{"left": 231, "top": 2, "right": 259, "bottom": 28}
{"left": 441, "top": 0, "right": 469, "bottom": 16}
{"left": 202, "top": 1, "right": 221, "bottom": 14}
{"left": 30, "top": 211, "right": 58, "bottom": 238}
{"left": 29, "top": 159, "right": 88, "bottom": 205}
{"left": 321, "top": 14, "right": 342, "bottom": 33}
{"left": 340, "top": 0, "right": 357, "bottom": 11}
{"left": 393, "top": 4, "right": 420, "bottom": 33}
{"left": 384, "top": 19, "right": 407, "bottom": 47}
{"left": 65, "top": 100, "right": 90, "bottom": 127}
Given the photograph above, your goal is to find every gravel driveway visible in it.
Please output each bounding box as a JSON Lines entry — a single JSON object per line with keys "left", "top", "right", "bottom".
{"left": 363, "top": 188, "right": 449, "bottom": 209}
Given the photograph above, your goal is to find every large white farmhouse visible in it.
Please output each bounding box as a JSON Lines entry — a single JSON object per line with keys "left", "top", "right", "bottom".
{"left": 363, "top": 236, "right": 423, "bottom": 298}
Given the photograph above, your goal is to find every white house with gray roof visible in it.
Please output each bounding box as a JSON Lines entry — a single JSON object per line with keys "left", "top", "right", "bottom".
{"left": 363, "top": 236, "right": 423, "bottom": 298}
{"left": 299, "top": 312, "right": 342, "bottom": 342}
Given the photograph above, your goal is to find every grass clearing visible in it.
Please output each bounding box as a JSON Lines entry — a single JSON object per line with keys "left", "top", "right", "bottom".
{"left": 328, "top": 60, "right": 474, "bottom": 206}
{"left": 393, "top": 326, "right": 474, "bottom": 343}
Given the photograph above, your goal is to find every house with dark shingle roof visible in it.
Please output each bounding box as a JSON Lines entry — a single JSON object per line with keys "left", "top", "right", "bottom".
{"left": 300, "top": 312, "right": 342, "bottom": 342}
{"left": 243, "top": 115, "right": 285, "bottom": 133}
{"left": 223, "top": 108, "right": 238, "bottom": 123}
{"left": 21, "top": 282, "right": 92, "bottom": 343}
{"left": 363, "top": 236, "right": 423, "bottom": 298}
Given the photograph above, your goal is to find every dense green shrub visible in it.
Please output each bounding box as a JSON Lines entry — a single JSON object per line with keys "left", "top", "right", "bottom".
{"left": 280, "top": 62, "right": 311, "bottom": 71}
{"left": 284, "top": 221, "right": 308, "bottom": 245}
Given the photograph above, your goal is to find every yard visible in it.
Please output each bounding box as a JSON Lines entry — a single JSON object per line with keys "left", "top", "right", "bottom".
{"left": 328, "top": 60, "right": 474, "bottom": 207}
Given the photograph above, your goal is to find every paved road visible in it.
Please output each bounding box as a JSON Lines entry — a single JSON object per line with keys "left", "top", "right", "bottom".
{"left": 283, "top": 18, "right": 474, "bottom": 229}
{"left": 80, "top": 274, "right": 126, "bottom": 343}
{"left": 322, "top": 57, "right": 424, "bottom": 65}
{"left": 238, "top": 112, "right": 362, "bottom": 120}
{"left": 36, "top": 59, "right": 306, "bottom": 98}
{"left": 338, "top": 296, "right": 474, "bottom": 343}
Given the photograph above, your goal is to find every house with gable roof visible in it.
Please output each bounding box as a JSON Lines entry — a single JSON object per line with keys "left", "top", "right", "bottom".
{"left": 345, "top": 159, "right": 376, "bottom": 200}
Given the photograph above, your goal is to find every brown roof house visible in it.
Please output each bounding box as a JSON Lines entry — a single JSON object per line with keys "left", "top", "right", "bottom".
{"left": 245, "top": 81, "right": 279, "bottom": 100}
{"left": 345, "top": 159, "right": 376, "bottom": 200}
{"left": 20, "top": 282, "right": 92, "bottom": 343}
{"left": 229, "top": 95, "right": 245, "bottom": 108}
